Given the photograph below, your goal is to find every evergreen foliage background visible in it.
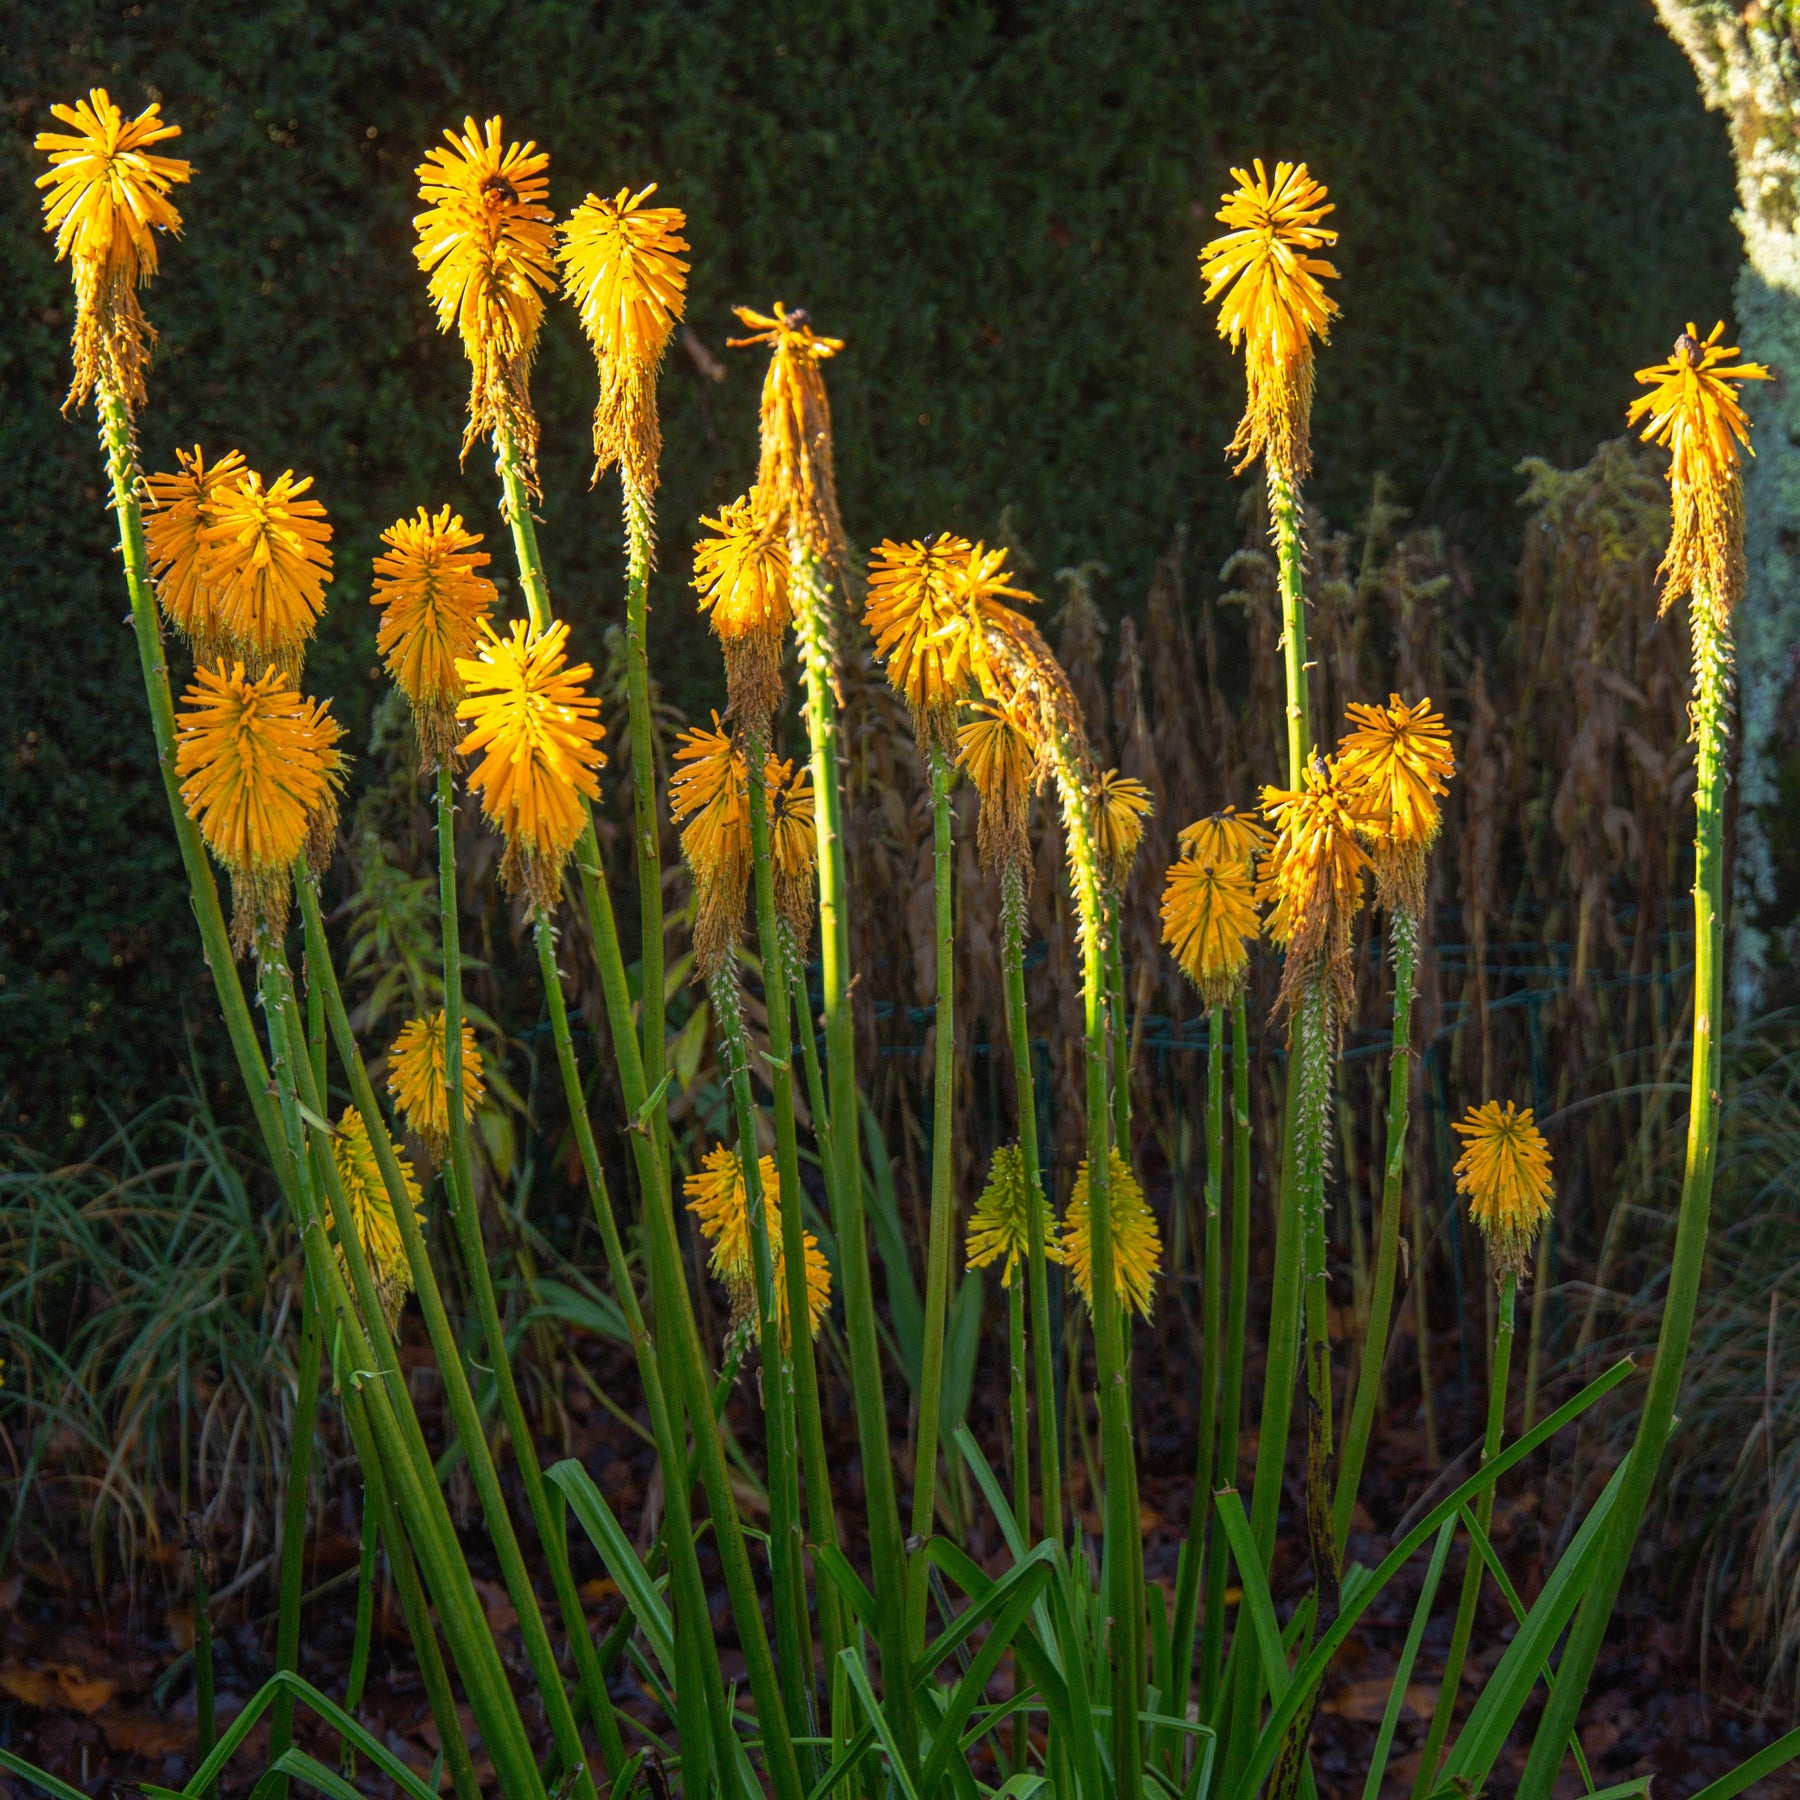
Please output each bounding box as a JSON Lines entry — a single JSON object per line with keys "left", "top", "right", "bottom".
{"left": 0, "top": 0, "right": 1736, "bottom": 1147}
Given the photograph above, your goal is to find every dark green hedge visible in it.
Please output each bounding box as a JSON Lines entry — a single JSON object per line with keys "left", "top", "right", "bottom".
{"left": 0, "top": 0, "right": 1735, "bottom": 1147}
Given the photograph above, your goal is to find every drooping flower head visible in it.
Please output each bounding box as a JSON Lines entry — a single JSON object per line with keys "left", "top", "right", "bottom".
{"left": 1094, "top": 769, "right": 1153, "bottom": 890}
{"left": 1060, "top": 1149, "right": 1161, "bottom": 1321}
{"left": 175, "top": 662, "right": 346, "bottom": 954}
{"left": 1627, "top": 322, "right": 1771, "bottom": 622}
{"left": 387, "top": 1012, "right": 487, "bottom": 1161}
{"left": 1199, "top": 159, "right": 1339, "bottom": 482}
{"left": 1452, "top": 1100, "right": 1554, "bottom": 1282}
{"left": 865, "top": 535, "right": 981, "bottom": 752}
{"left": 1162, "top": 855, "right": 1262, "bottom": 1011}
{"left": 559, "top": 183, "right": 689, "bottom": 492}
{"left": 693, "top": 491, "right": 791, "bottom": 737}
{"left": 414, "top": 118, "right": 557, "bottom": 477}
{"left": 1259, "top": 754, "right": 1368, "bottom": 1036}
{"left": 455, "top": 618, "right": 607, "bottom": 912}
{"left": 729, "top": 303, "right": 847, "bottom": 559}
{"left": 958, "top": 699, "right": 1039, "bottom": 881}
{"left": 966, "top": 1143, "right": 1061, "bottom": 1289}
{"left": 370, "top": 506, "right": 497, "bottom": 769}
{"left": 1336, "top": 694, "right": 1455, "bottom": 919}
{"left": 201, "top": 470, "right": 335, "bottom": 680}
{"left": 143, "top": 446, "right": 248, "bottom": 660}
{"left": 767, "top": 758, "right": 818, "bottom": 954}
{"left": 1177, "top": 805, "right": 1270, "bottom": 873}
{"left": 35, "top": 88, "right": 193, "bottom": 413}
{"left": 685, "top": 1143, "right": 830, "bottom": 1349}
{"left": 331, "top": 1107, "right": 426, "bottom": 1333}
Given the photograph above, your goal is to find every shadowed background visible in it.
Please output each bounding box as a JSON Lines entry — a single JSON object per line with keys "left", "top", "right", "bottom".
{"left": 0, "top": 0, "right": 1734, "bottom": 1144}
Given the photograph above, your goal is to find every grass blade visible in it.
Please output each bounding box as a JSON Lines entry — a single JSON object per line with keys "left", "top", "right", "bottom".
{"left": 549, "top": 1459, "right": 677, "bottom": 1683}
{"left": 1362, "top": 1520, "right": 1455, "bottom": 1800}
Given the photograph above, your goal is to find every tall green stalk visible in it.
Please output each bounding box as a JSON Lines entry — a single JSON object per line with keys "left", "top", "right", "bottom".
{"left": 1413, "top": 1272, "right": 1515, "bottom": 1797}
{"left": 1516, "top": 591, "right": 1731, "bottom": 1800}
{"left": 909, "top": 747, "right": 960, "bottom": 1651}
{"left": 791, "top": 536, "right": 917, "bottom": 1760}
{"left": 1002, "top": 863, "right": 1061, "bottom": 1545}
{"left": 1269, "top": 464, "right": 1311, "bottom": 786}
{"left": 1334, "top": 907, "right": 1419, "bottom": 1547}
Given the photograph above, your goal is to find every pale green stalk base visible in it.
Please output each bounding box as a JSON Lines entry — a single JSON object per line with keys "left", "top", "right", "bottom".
{"left": 338, "top": 1484, "right": 377, "bottom": 1781}
{"left": 265, "top": 1268, "right": 321, "bottom": 1800}
{"left": 1516, "top": 592, "right": 1732, "bottom": 1800}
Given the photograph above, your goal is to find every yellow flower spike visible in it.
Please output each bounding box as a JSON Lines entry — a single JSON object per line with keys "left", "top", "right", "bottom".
{"left": 1199, "top": 158, "right": 1339, "bottom": 482}
{"left": 693, "top": 491, "right": 792, "bottom": 735}
{"left": 1094, "top": 769, "right": 1153, "bottom": 890}
{"left": 414, "top": 117, "right": 557, "bottom": 478}
{"left": 143, "top": 447, "right": 249, "bottom": 661}
{"left": 1628, "top": 322, "right": 1771, "bottom": 621}
{"left": 201, "top": 469, "right": 334, "bottom": 680}
{"left": 1259, "top": 754, "right": 1369, "bottom": 1035}
{"left": 1177, "top": 805, "right": 1270, "bottom": 873}
{"left": 671, "top": 718, "right": 753, "bottom": 973}
{"left": 331, "top": 1107, "right": 426, "bottom": 1332}
{"left": 966, "top": 1143, "right": 1061, "bottom": 1288}
{"left": 175, "top": 662, "right": 345, "bottom": 955}
{"left": 728, "top": 302, "right": 847, "bottom": 559}
{"left": 371, "top": 506, "right": 498, "bottom": 770}
{"left": 34, "top": 87, "right": 193, "bottom": 413}
{"left": 300, "top": 694, "right": 350, "bottom": 878}
{"left": 1452, "top": 1100, "right": 1554, "bottom": 1283}
{"left": 865, "top": 534, "right": 980, "bottom": 752}
{"left": 685, "top": 1143, "right": 830, "bottom": 1349}
{"left": 1060, "top": 1148, "right": 1161, "bottom": 1321}
{"left": 387, "top": 1012, "right": 486, "bottom": 1161}
{"left": 768, "top": 758, "right": 818, "bottom": 954}
{"left": 559, "top": 183, "right": 690, "bottom": 492}
{"left": 958, "top": 699, "right": 1039, "bottom": 878}
{"left": 1336, "top": 693, "right": 1455, "bottom": 919}
{"left": 1162, "top": 855, "right": 1261, "bottom": 1011}
{"left": 455, "top": 618, "right": 607, "bottom": 913}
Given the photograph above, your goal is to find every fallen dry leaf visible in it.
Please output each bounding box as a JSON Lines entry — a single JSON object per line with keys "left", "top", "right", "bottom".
{"left": 99, "top": 1711, "right": 190, "bottom": 1757}
{"left": 1323, "top": 1676, "right": 1438, "bottom": 1724}
{"left": 579, "top": 1577, "right": 619, "bottom": 1604}
{"left": 0, "top": 1663, "right": 117, "bottom": 1715}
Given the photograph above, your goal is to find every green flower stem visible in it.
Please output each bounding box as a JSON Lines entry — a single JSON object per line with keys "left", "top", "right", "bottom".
{"left": 1169, "top": 1005, "right": 1227, "bottom": 1724}
{"left": 339, "top": 1482, "right": 376, "bottom": 1781}
{"left": 790, "top": 942, "right": 836, "bottom": 1185}
{"left": 1106, "top": 919, "right": 1132, "bottom": 1148}
{"left": 1007, "top": 1269, "right": 1031, "bottom": 1775}
{"left": 266, "top": 1269, "right": 323, "bottom": 1799}
{"left": 908, "top": 747, "right": 960, "bottom": 1654}
{"left": 1203, "top": 995, "right": 1254, "bottom": 1722}
{"left": 621, "top": 477, "right": 667, "bottom": 1097}
{"left": 1413, "top": 1271, "right": 1515, "bottom": 1798}
{"left": 791, "top": 536, "right": 917, "bottom": 1763}
{"left": 432, "top": 772, "right": 627, "bottom": 1775}
{"left": 1297, "top": 975, "right": 1339, "bottom": 1618}
{"left": 1002, "top": 863, "right": 1061, "bottom": 1546}
{"left": 531, "top": 916, "right": 739, "bottom": 1794}
{"left": 1268, "top": 462, "right": 1311, "bottom": 788}
{"left": 1516, "top": 592, "right": 1732, "bottom": 1800}
{"left": 709, "top": 957, "right": 814, "bottom": 1750}
{"left": 1334, "top": 906, "right": 1419, "bottom": 1548}
{"left": 293, "top": 878, "right": 606, "bottom": 1800}
{"left": 495, "top": 427, "right": 553, "bottom": 635}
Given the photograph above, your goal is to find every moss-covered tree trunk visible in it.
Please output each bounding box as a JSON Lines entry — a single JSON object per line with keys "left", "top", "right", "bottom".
{"left": 1658, "top": 1, "right": 1800, "bottom": 995}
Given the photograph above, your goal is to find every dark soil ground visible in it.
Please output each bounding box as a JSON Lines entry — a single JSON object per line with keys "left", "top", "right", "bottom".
{"left": 3, "top": 1269, "right": 1796, "bottom": 1800}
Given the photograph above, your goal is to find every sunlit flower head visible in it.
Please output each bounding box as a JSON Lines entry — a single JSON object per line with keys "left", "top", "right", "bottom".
{"left": 1453, "top": 1100, "right": 1554, "bottom": 1281}
{"left": 201, "top": 470, "right": 334, "bottom": 680}
{"left": 331, "top": 1107, "right": 426, "bottom": 1333}
{"left": 865, "top": 535, "right": 980, "bottom": 751}
{"left": 1060, "top": 1149, "right": 1161, "bottom": 1321}
{"left": 729, "top": 303, "right": 846, "bottom": 558}
{"left": 1177, "top": 805, "right": 1270, "bottom": 872}
{"left": 958, "top": 699, "right": 1039, "bottom": 880}
{"left": 35, "top": 88, "right": 193, "bottom": 413}
{"left": 694, "top": 491, "right": 791, "bottom": 734}
{"left": 671, "top": 718, "right": 753, "bottom": 973}
{"left": 966, "top": 1142, "right": 1061, "bottom": 1289}
{"left": 1199, "top": 159, "right": 1339, "bottom": 481}
{"left": 559, "top": 183, "right": 689, "bottom": 491}
{"left": 1259, "top": 754, "right": 1368, "bottom": 1034}
{"left": 414, "top": 117, "right": 556, "bottom": 476}
{"left": 175, "top": 662, "right": 345, "bottom": 954}
{"left": 455, "top": 618, "right": 606, "bottom": 912}
{"left": 685, "top": 1143, "right": 830, "bottom": 1349}
{"left": 143, "top": 447, "right": 248, "bottom": 661}
{"left": 300, "top": 695, "right": 350, "bottom": 878}
{"left": 1094, "top": 769, "right": 1153, "bottom": 889}
{"left": 387, "top": 1012, "right": 487, "bottom": 1161}
{"left": 370, "top": 506, "right": 497, "bottom": 769}
{"left": 1336, "top": 693, "right": 1454, "bottom": 918}
{"left": 1162, "top": 855, "right": 1261, "bottom": 1010}
{"left": 1627, "top": 322, "right": 1771, "bottom": 621}
{"left": 767, "top": 757, "right": 817, "bottom": 953}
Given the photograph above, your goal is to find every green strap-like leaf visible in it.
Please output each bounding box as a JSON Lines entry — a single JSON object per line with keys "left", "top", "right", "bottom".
{"left": 549, "top": 1458, "right": 677, "bottom": 1682}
